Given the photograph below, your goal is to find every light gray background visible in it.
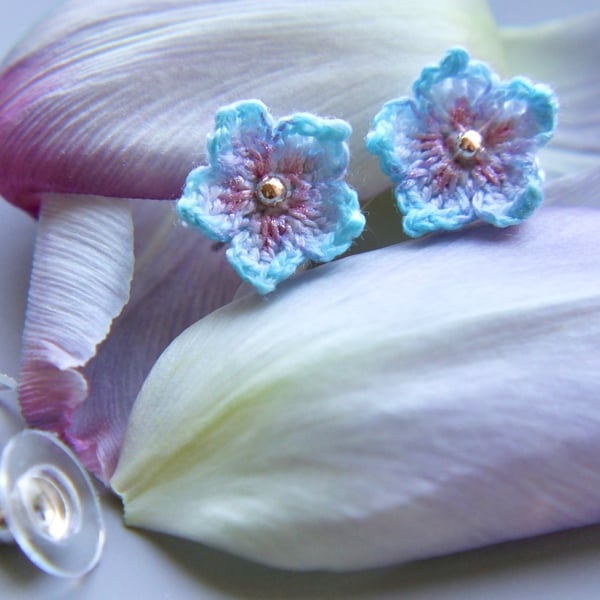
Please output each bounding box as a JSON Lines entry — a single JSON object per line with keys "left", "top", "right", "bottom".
{"left": 1, "top": 1, "right": 599, "bottom": 598}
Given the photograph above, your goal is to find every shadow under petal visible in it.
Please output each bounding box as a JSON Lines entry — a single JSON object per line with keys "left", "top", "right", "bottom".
{"left": 136, "top": 521, "right": 600, "bottom": 599}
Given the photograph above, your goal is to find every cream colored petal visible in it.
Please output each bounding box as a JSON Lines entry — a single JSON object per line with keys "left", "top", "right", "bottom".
{"left": 112, "top": 203, "right": 600, "bottom": 571}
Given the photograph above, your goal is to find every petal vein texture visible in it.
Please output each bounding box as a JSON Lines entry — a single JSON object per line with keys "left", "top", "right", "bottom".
{"left": 0, "top": 0, "right": 502, "bottom": 214}
{"left": 19, "top": 194, "right": 133, "bottom": 457}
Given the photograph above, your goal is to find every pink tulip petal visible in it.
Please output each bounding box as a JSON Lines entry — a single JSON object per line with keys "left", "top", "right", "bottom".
{"left": 0, "top": 0, "right": 502, "bottom": 215}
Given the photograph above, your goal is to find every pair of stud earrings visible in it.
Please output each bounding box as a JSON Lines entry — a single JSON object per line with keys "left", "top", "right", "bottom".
{"left": 177, "top": 48, "right": 558, "bottom": 295}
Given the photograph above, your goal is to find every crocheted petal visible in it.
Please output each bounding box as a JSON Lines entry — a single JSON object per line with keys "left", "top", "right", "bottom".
{"left": 19, "top": 194, "right": 133, "bottom": 451}
{"left": 398, "top": 187, "right": 475, "bottom": 238}
{"left": 207, "top": 100, "right": 273, "bottom": 176}
{"left": 413, "top": 48, "right": 494, "bottom": 120}
{"left": 226, "top": 227, "right": 305, "bottom": 295}
{"left": 500, "top": 13, "right": 600, "bottom": 178}
{"left": 484, "top": 79, "right": 558, "bottom": 155}
{"left": 473, "top": 173, "right": 544, "bottom": 228}
{"left": 225, "top": 181, "right": 364, "bottom": 294}
{"left": 302, "top": 184, "right": 365, "bottom": 261}
{"left": 69, "top": 200, "right": 241, "bottom": 481}
{"left": 177, "top": 166, "right": 253, "bottom": 243}
{"left": 365, "top": 99, "right": 421, "bottom": 181}
{"left": 0, "top": 0, "right": 504, "bottom": 215}
{"left": 273, "top": 114, "right": 351, "bottom": 182}
{"left": 112, "top": 205, "right": 600, "bottom": 571}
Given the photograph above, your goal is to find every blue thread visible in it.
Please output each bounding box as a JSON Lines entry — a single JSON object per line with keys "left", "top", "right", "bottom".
{"left": 366, "top": 48, "right": 558, "bottom": 237}
{"left": 177, "top": 100, "right": 365, "bottom": 294}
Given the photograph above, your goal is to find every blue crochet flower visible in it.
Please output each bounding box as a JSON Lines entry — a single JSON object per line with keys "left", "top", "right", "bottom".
{"left": 178, "top": 100, "right": 365, "bottom": 294}
{"left": 366, "top": 48, "right": 558, "bottom": 238}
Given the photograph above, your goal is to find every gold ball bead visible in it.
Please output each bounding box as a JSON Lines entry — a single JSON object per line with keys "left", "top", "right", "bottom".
{"left": 457, "top": 129, "right": 483, "bottom": 157}
{"left": 257, "top": 176, "right": 287, "bottom": 206}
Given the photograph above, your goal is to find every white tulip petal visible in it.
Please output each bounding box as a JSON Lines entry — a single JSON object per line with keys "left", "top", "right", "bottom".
{"left": 112, "top": 203, "right": 600, "bottom": 571}
{"left": 19, "top": 195, "right": 133, "bottom": 454}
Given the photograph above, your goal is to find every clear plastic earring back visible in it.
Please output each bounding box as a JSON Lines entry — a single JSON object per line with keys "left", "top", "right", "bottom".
{"left": 0, "top": 376, "right": 105, "bottom": 577}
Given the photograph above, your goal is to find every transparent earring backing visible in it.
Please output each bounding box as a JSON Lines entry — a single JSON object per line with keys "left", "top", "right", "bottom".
{"left": 0, "top": 376, "right": 105, "bottom": 577}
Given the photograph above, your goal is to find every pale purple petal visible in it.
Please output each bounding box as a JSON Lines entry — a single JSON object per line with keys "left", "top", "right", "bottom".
{"left": 544, "top": 164, "right": 600, "bottom": 208}
{"left": 68, "top": 199, "right": 241, "bottom": 481}
{"left": 113, "top": 205, "right": 600, "bottom": 570}
{"left": 501, "top": 13, "right": 600, "bottom": 177}
{"left": 19, "top": 194, "right": 133, "bottom": 443}
{"left": 0, "top": 0, "right": 502, "bottom": 214}
{"left": 17, "top": 194, "right": 240, "bottom": 483}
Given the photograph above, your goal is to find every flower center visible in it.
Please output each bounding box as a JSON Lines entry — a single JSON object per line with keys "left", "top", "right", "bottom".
{"left": 257, "top": 175, "right": 287, "bottom": 206}
{"left": 456, "top": 129, "right": 483, "bottom": 159}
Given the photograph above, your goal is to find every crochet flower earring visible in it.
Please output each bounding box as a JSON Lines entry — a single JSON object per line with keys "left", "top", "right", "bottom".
{"left": 177, "top": 100, "right": 365, "bottom": 294}
{"left": 366, "top": 48, "right": 558, "bottom": 238}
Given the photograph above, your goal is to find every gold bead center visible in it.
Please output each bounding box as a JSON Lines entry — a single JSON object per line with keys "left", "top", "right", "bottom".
{"left": 457, "top": 129, "right": 483, "bottom": 157}
{"left": 257, "top": 176, "right": 287, "bottom": 206}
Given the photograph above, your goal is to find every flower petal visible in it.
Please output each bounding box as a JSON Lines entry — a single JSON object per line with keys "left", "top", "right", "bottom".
{"left": 544, "top": 164, "right": 600, "bottom": 208}
{"left": 273, "top": 113, "right": 352, "bottom": 182}
{"left": 0, "top": 0, "right": 503, "bottom": 214}
{"left": 226, "top": 228, "right": 304, "bottom": 295}
{"left": 112, "top": 203, "right": 600, "bottom": 571}
{"left": 500, "top": 12, "right": 600, "bottom": 178}
{"left": 17, "top": 194, "right": 242, "bottom": 482}
{"left": 19, "top": 194, "right": 133, "bottom": 441}
{"left": 364, "top": 99, "right": 419, "bottom": 179}
{"left": 69, "top": 199, "right": 242, "bottom": 480}
{"left": 471, "top": 178, "right": 543, "bottom": 226}
{"left": 399, "top": 187, "right": 474, "bottom": 236}
{"left": 492, "top": 78, "right": 557, "bottom": 145}
{"left": 209, "top": 99, "right": 274, "bottom": 171}
{"left": 414, "top": 46, "right": 493, "bottom": 113}
{"left": 178, "top": 166, "right": 252, "bottom": 242}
